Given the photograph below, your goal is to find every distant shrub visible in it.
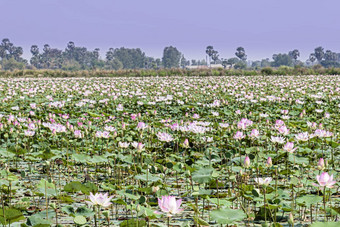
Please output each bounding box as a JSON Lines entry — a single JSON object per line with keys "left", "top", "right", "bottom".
{"left": 261, "top": 67, "right": 274, "bottom": 75}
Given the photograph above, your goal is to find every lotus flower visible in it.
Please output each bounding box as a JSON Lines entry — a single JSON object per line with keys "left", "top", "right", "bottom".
{"left": 157, "top": 132, "right": 173, "bottom": 142}
{"left": 254, "top": 177, "right": 272, "bottom": 186}
{"left": 314, "top": 172, "right": 336, "bottom": 188}
{"left": 250, "top": 129, "right": 260, "bottom": 139}
{"left": 270, "top": 136, "right": 285, "bottom": 144}
{"left": 234, "top": 131, "right": 245, "bottom": 140}
{"left": 283, "top": 142, "right": 297, "bottom": 153}
{"left": 157, "top": 196, "right": 183, "bottom": 217}
{"left": 86, "top": 192, "right": 113, "bottom": 207}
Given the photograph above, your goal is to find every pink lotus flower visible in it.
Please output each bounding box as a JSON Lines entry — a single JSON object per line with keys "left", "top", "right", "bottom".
{"left": 314, "top": 172, "right": 336, "bottom": 188}
{"left": 250, "top": 129, "right": 260, "bottom": 139}
{"left": 74, "top": 130, "right": 82, "bottom": 138}
{"left": 271, "top": 136, "right": 285, "bottom": 144}
{"left": 278, "top": 125, "right": 289, "bottom": 135}
{"left": 137, "top": 122, "right": 147, "bottom": 130}
{"left": 254, "top": 177, "right": 272, "bottom": 186}
{"left": 157, "top": 132, "right": 173, "bottom": 142}
{"left": 283, "top": 142, "right": 297, "bottom": 153}
{"left": 234, "top": 131, "right": 245, "bottom": 140}
{"left": 157, "top": 196, "right": 184, "bottom": 217}
{"left": 24, "top": 130, "right": 35, "bottom": 137}
{"left": 86, "top": 192, "right": 113, "bottom": 207}
{"left": 295, "top": 132, "right": 310, "bottom": 142}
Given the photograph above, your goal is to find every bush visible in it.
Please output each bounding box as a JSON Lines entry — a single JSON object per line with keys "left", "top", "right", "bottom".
{"left": 261, "top": 67, "right": 274, "bottom": 75}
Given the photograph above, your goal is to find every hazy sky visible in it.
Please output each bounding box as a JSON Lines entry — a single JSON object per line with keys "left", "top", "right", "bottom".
{"left": 2, "top": 0, "right": 340, "bottom": 61}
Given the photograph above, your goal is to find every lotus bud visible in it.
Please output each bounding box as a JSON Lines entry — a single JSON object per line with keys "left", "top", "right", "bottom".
{"left": 137, "top": 142, "right": 144, "bottom": 152}
{"left": 317, "top": 158, "right": 325, "bottom": 170}
{"left": 266, "top": 157, "right": 272, "bottom": 168}
{"left": 244, "top": 156, "right": 250, "bottom": 168}
{"left": 122, "top": 122, "right": 126, "bottom": 130}
{"left": 183, "top": 139, "right": 189, "bottom": 148}
{"left": 288, "top": 213, "right": 294, "bottom": 226}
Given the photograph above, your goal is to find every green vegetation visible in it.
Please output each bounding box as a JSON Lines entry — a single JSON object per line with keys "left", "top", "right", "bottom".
{"left": 1, "top": 38, "right": 340, "bottom": 72}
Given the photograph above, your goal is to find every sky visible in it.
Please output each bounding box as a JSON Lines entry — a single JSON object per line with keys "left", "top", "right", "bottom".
{"left": 2, "top": 0, "right": 340, "bottom": 61}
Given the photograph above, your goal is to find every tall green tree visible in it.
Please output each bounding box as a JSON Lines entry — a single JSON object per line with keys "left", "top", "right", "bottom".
{"left": 309, "top": 53, "right": 316, "bottom": 65}
{"left": 0, "top": 38, "right": 26, "bottom": 69}
{"left": 235, "top": 47, "right": 247, "bottom": 61}
{"left": 321, "top": 50, "right": 340, "bottom": 68}
{"left": 211, "top": 50, "right": 219, "bottom": 64}
{"left": 205, "top": 46, "right": 214, "bottom": 67}
{"left": 180, "top": 55, "right": 189, "bottom": 68}
{"left": 162, "top": 46, "right": 181, "bottom": 68}
{"left": 314, "top": 46, "right": 324, "bottom": 63}
{"left": 112, "top": 47, "right": 146, "bottom": 69}
{"left": 272, "top": 53, "right": 293, "bottom": 67}
{"left": 226, "top": 57, "right": 239, "bottom": 68}
{"left": 288, "top": 49, "right": 300, "bottom": 62}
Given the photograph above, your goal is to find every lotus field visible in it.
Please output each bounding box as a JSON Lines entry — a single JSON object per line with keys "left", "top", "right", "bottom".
{"left": 0, "top": 75, "right": 340, "bottom": 227}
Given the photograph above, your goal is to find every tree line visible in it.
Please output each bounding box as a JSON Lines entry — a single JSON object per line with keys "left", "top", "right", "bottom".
{"left": 0, "top": 38, "right": 339, "bottom": 71}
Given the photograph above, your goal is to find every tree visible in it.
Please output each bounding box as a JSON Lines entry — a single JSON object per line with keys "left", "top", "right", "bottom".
{"left": 309, "top": 53, "right": 316, "bottom": 65}
{"left": 106, "top": 48, "right": 114, "bottom": 61}
{"left": 272, "top": 53, "right": 293, "bottom": 67}
{"left": 30, "top": 45, "right": 39, "bottom": 56}
{"left": 324, "top": 50, "right": 338, "bottom": 62}
{"left": 251, "top": 60, "right": 261, "bottom": 68}
{"left": 0, "top": 38, "right": 26, "bottom": 69}
{"left": 211, "top": 50, "right": 219, "bottom": 64}
{"left": 314, "top": 46, "right": 324, "bottom": 62}
{"left": 39, "top": 44, "right": 63, "bottom": 69}
{"left": 321, "top": 50, "right": 340, "bottom": 68}
{"left": 288, "top": 49, "right": 300, "bottom": 61}
{"left": 261, "top": 58, "right": 271, "bottom": 67}
{"left": 235, "top": 47, "right": 247, "bottom": 61}
{"left": 162, "top": 46, "right": 181, "bottom": 68}
{"left": 221, "top": 58, "right": 228, "bottom": 69}
{"left": 113, "top": 47, "right": 146, "bottom": 69}
{"left": 180, "top": 55, "right": 189, "bottom": 68}
{"left": 226, "top": 57, "right": 239, "bottom": 68}
{"left": 105, "top": 58, "right": 123, "bottom": 70}
{"left": 205, "top": 46, "right": 214, "bottom": 67}
{"left": 1, "top": 57, "right": 25, "bottom": 70}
